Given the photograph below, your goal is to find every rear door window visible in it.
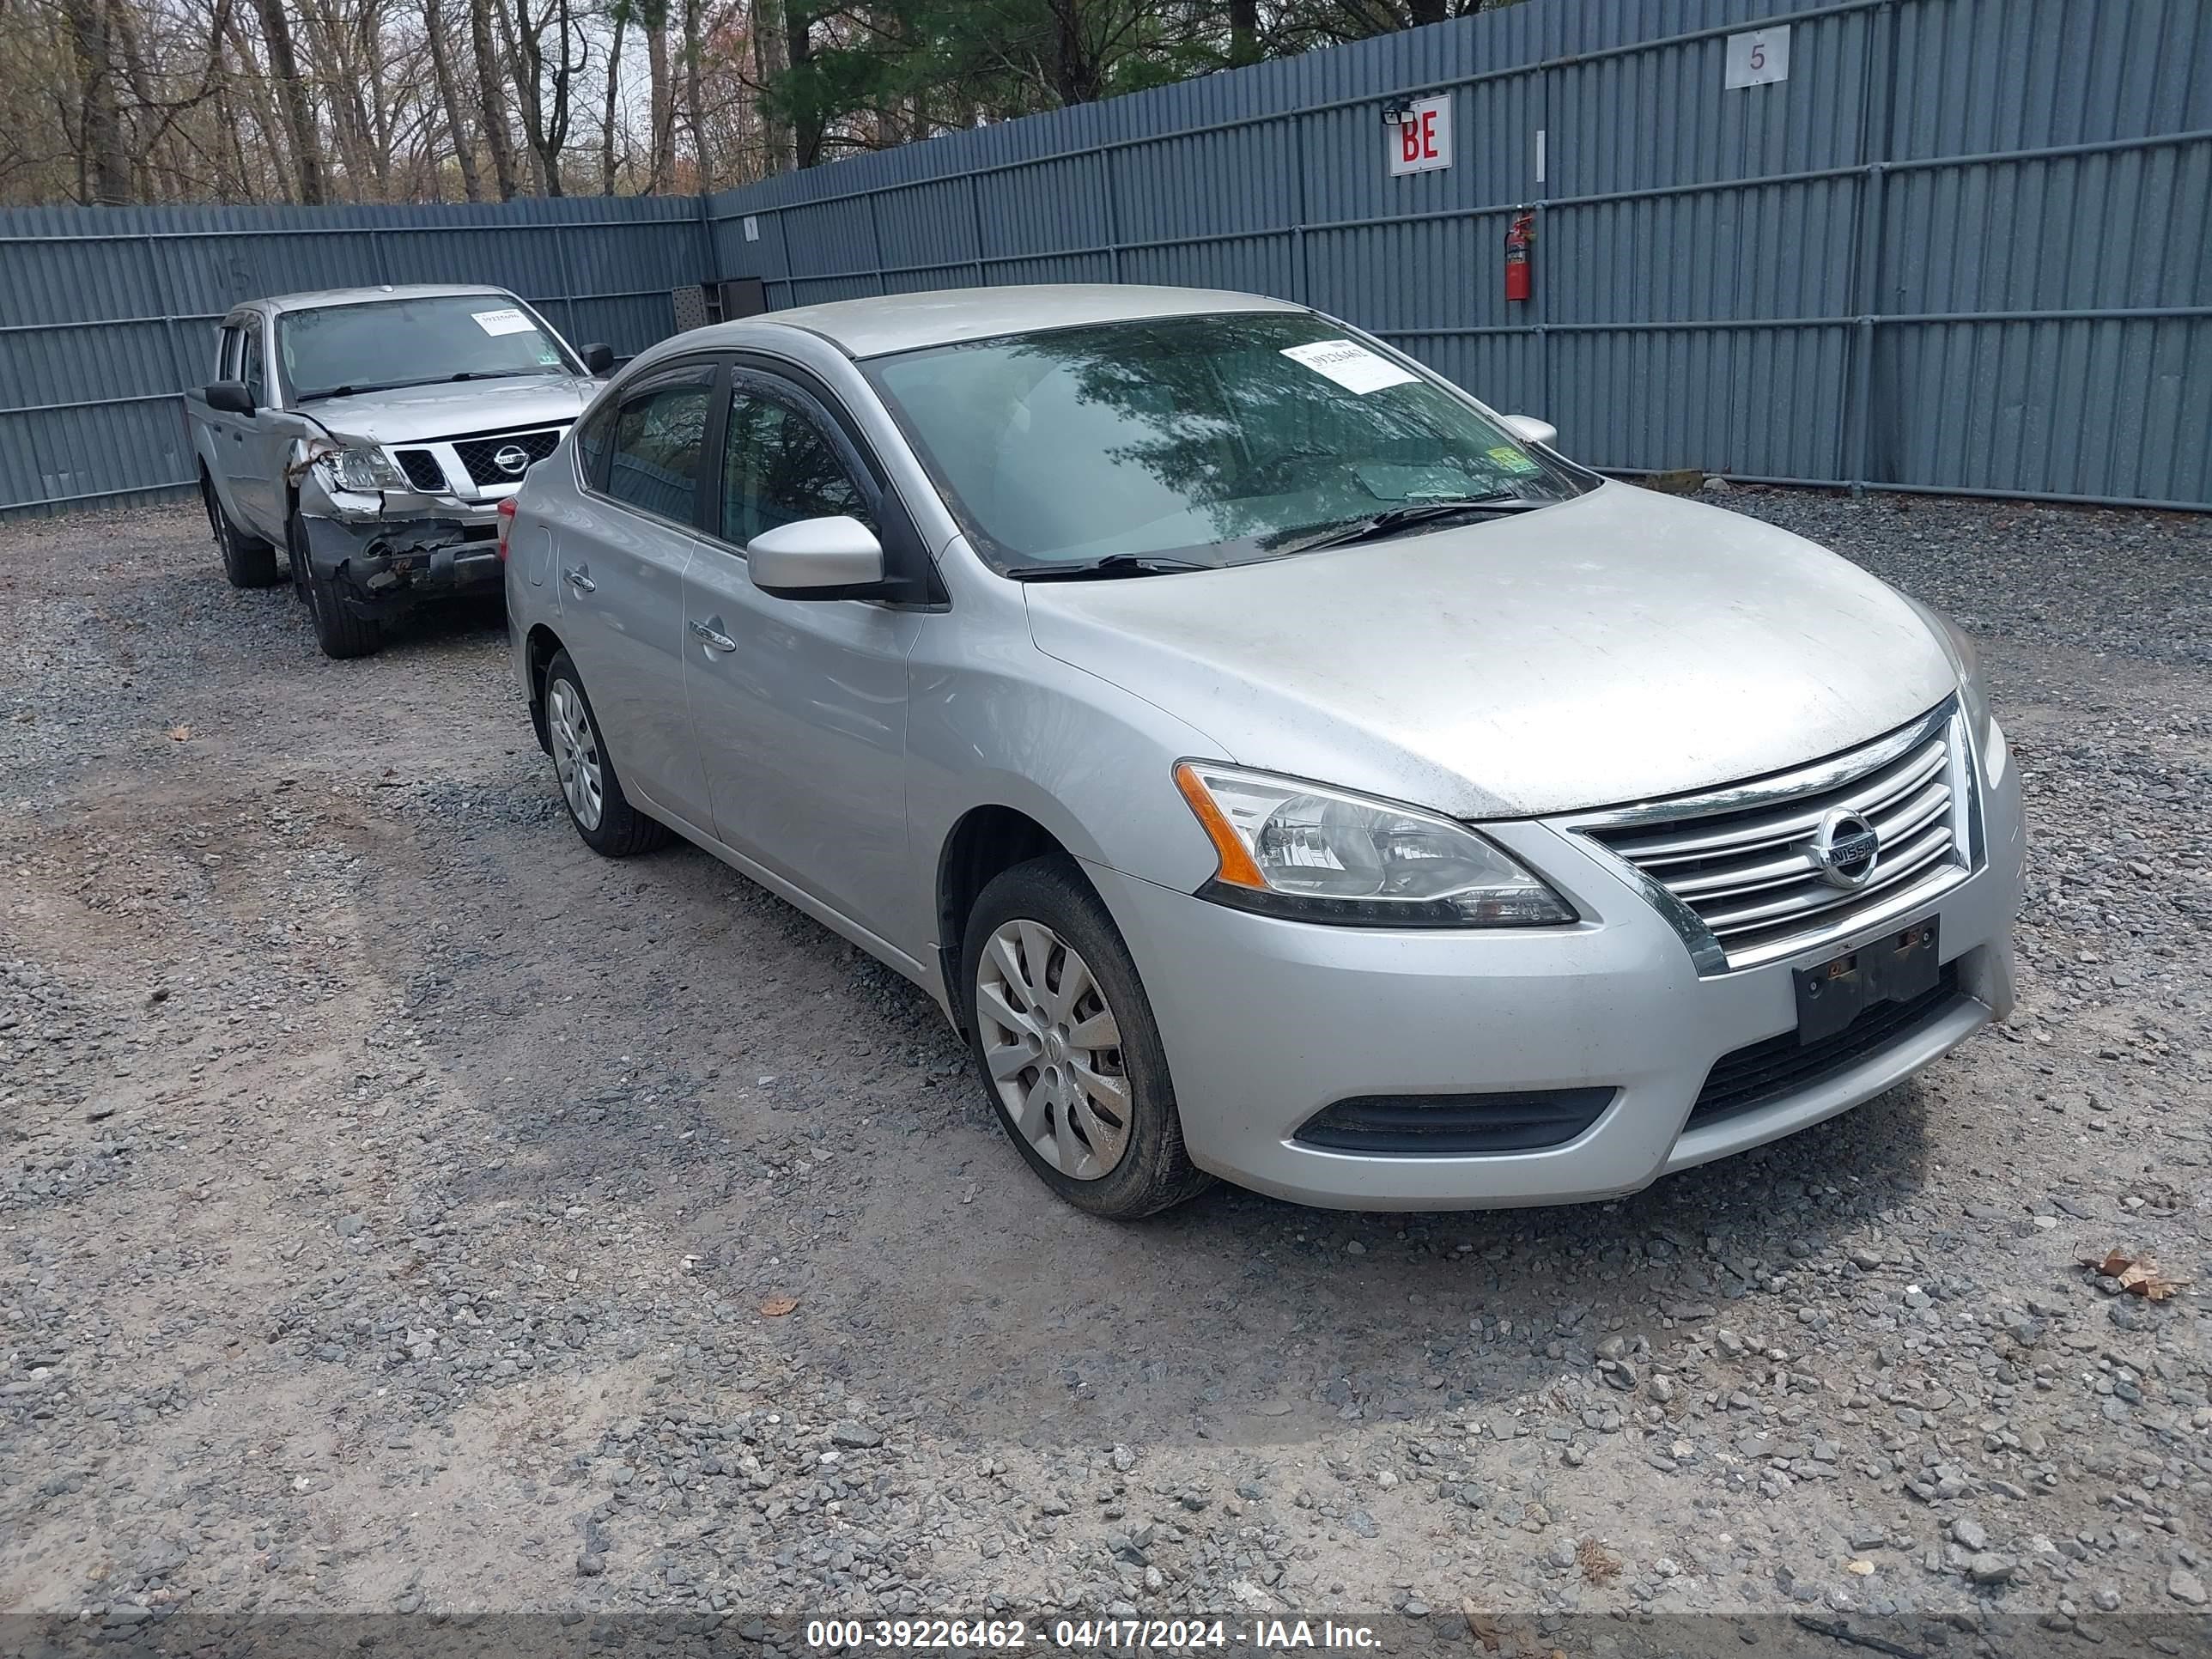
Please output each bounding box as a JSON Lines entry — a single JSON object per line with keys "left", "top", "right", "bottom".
{"left": 240, "top": 329, "right": 266, "bottom": 407}
{"left": 601, "top": 368, "right": 715, "bottom": 527}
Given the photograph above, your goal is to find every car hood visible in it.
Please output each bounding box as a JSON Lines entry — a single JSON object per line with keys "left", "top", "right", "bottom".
{"left": 1023, "top": 482, "right": 1958, "bottom": 819}
{"left": 292, "top": 375, "right": 595, "bottom": 445}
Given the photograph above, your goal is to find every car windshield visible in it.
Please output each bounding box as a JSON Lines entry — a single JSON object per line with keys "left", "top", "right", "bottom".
{"left": 277, "top": 295, "right": 574, "bottom": 401}
{"left": 865, "top": 311, "right": 1587, "bottom": 572}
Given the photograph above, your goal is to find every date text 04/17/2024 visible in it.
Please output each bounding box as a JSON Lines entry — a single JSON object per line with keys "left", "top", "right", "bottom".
{"left": 802, "top": 1618, "right": 1383, "bottom": 1650}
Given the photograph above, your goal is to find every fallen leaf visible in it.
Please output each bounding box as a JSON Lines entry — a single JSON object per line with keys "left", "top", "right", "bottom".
{"left": 1460, "top": 1602, "right": 1500, "bottom": 1652}
{"left": 757, "top": 1295, "right": 799, "bottom": 1317}
{"left": 1576, "top": 1536, "right": 1621, "bottom": 1585}
{"left": 166, "top": 725, "right": 191, "bottom": 741}
{"left": 2081, "top": 1249, "right": 2191, "bottom": 1300}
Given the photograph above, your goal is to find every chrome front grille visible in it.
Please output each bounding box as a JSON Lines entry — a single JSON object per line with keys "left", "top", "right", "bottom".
{"left": 1575, "top": 703, "right": 1977, "bottom": 975}
{"left": 453, "top": 426, "right": 563, "bottom": 486}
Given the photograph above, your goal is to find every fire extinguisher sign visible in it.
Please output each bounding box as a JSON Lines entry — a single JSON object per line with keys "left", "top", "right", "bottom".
{"left": 1388, "top": 94, "right": 1455, "bottom": 176}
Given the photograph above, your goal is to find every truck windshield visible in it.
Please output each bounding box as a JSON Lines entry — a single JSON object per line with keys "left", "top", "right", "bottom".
{"left": 277, "top": 295, "right": 575, "bottom": 401}
{"left": 864, "top": 311, "right": 1587, "bottom": 572}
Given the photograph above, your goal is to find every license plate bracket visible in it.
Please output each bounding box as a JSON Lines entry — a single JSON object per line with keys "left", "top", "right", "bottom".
{"left": 1793, "top": 920, "right": 1941, "bottom": 1046}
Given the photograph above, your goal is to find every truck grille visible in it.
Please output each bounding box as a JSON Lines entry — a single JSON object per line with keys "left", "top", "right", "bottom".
{"left": 392, "top": 449, "right": 447, "bottom": 492}
{"left": 452, "top": 427, "right": 563, "bottom": 486}
{"left": 1577, "top": 703, "right": 1975, "bottom": 975}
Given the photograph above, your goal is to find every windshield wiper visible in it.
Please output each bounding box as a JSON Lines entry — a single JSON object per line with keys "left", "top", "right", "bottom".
{"left": 1273, "top": 493, "right": 1556, "bottom": 553}
{"left": 447, "top": 369, "right": 538, "bottom": 383}
{"left": 295, "top": 379, "right": 431, "bottom": 403}
{"left": 1006, "top": 555, "right": 1217, "bottom": 581}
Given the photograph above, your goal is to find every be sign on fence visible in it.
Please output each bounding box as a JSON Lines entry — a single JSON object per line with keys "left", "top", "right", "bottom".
{"left": 1724, "top": 26, "right": 1791, "bottom": 88}
{"left": 1388, "top": 94, "right": 1454, "bottom": 176}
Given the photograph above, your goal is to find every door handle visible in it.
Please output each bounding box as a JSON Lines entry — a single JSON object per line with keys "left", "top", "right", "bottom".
{"left": 690, "top": 619, "right": 738, "bottom": 653}
{"left": 563, "top": 567, "right": 596, "bottom": 593}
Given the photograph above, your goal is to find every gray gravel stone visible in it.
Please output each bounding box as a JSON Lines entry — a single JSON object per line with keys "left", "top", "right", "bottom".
{"left": 3, "top": 491, "right": 2206, "bottom": 1628}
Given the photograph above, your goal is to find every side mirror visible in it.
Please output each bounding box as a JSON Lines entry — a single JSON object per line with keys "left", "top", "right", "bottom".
{"left": 747, "top": 515, "right": 884, "bottom": 599}
{"left": 1501, "top": 414, "right": 1558, "bottom": 450}
{"left": 581, "top": 343, "right": 615, "bottom": 376}
{"left": 204, "top": 380, "right": 255, "bottom": 416}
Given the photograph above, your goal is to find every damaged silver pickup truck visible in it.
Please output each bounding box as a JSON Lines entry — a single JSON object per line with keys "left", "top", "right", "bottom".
{"left": 185, "top": 284, "right": 611, "bottom": 658}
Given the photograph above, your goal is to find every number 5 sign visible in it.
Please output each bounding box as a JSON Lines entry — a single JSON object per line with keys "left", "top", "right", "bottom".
{"left": 1725, "top": 25, "right": 1790, "bottom": 88}
{"left": 1387, "top": 94, "right": 1454, "bottom": 176}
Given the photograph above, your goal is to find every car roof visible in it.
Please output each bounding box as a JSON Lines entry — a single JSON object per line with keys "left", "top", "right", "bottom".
{"left": 248, "top": 284, "right": 518, "bottom": 315}
{"left": 719, "top": 283, "right": 1307, "bottom": 359}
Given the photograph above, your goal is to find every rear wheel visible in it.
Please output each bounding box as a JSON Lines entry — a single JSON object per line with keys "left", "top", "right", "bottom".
{"left": 544, "top": 650, "right": 670, "bottom": 856}
{"left": 962, "top": 857, "right": 1211, "bottom": 1219}
{"left": 204, "top": 475, "right": 279, "bottom": 589}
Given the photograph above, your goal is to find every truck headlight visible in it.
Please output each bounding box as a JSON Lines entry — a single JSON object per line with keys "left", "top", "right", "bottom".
{"left": 1173, "top": 762, "right": 1576, "bottom": 927}
{"left": 312, "top": 444, "right": 409, "bottom": 494}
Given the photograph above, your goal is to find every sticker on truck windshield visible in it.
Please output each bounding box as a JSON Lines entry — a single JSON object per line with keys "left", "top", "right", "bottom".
{"left": 471, "top": 307, "right": 536, "bottom": 336}
{"left": 1486, "top": 445, "right": 1541, "bottom": 475}
{"left": 1279, "top": 338, "right": 1418, "bottom": 394}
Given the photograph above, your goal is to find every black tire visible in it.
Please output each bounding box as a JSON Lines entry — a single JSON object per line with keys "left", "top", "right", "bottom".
{"left": 305, "top": 562, "right": 382, "bottom": 659}
{"left": 542, "top": 649, "right": 671, "bottom": 857}
{"left": 204, "top": 474, "right": 279, "bottom": 589}
{"left": 284, "top": 500, "right": 311, "bottom": 600}
{"left": 960, "top": 856, "right": 1212, "bottom": 1220}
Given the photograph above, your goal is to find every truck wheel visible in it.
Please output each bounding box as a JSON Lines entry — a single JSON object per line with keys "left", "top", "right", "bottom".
{"left": 204, "top": 474, "right": 279, "bottom": 589}
{"left": 284, "top": 501, "right": 311, "bottom": 600}
{"left": 305, "top": 563, "right": 382, "bottom": 659}
{"left": 543, "top": 650, "right": 671, "bottom": 856}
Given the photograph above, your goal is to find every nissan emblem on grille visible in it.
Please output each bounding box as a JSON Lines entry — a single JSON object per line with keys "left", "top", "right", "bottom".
{"left": 1806, "top": 808, "right": 1881, "bottom": 890}
{"left": 492, "top": 445, "right": 531, "bottom": 476}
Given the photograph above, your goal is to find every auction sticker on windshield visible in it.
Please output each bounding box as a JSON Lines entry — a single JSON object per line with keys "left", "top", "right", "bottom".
{"left": 471, "top": 307, "right": 536, "bottom": 336}
{"left": 1279, "top": 338, "right": 1418, "bottom": 395}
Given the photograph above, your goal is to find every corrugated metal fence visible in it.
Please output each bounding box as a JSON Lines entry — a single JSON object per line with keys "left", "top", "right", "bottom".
{"left": 703, "top": 0, "right": 2211, "bottom": 511}
{"left": 0, "top": 197, "right": 705, "bottom": 514}
{"left": 4, "top": 0, "right": 2207, "bottom": 517}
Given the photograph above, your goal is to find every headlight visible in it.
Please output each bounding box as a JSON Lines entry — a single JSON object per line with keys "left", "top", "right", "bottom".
{"left": 1931, "top": 611, "right": 2002, "bottom": 785}
{"left": 311, "top": 444, "right": 408, "bottom": 494}
{"left": 1905, "top": 597, "right": 2002, "bottom": 786}
{"left": 1173, "top": 762, "right": 1576, "bottom": 927}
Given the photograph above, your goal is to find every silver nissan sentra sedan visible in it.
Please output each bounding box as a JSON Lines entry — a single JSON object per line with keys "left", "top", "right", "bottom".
{"left": 503, "top": 284, "right": 2023, "bottom": 1219}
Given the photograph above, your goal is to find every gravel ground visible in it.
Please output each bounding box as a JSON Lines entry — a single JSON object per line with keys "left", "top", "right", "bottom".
{"left": 1, "top": 489, "right": 2207, "bottom": 1656}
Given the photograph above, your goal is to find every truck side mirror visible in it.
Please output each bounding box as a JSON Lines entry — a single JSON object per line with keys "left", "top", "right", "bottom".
{"left": 582, "top": 343, "right": 615, "bottom": 375}
{"left": 204, "top": 380, "right": 255, "bottom": 416}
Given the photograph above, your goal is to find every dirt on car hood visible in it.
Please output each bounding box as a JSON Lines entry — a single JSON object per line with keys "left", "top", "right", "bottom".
{"left": 1023, "top": 482, "right": 1958, "bottom": 819}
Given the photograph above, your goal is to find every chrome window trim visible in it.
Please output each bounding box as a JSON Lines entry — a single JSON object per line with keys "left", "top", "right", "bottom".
{"left": 1559, "top": 698, "right": 1978, "bottom": 978}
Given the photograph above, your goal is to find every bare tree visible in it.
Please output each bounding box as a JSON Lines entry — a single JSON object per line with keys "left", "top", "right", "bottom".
{"left": 679, "top": 0, "right": 705, "bottom": 191}
{"left": 61, "top": 0, "right": 133, "bottom": 202}
{"left": 251, "top": 0, "right": 327, "bottom": 201}
{"left": 598, "top": 0, "right": 625, "bottom": 192}
{"left": 423, "top": 0, "right": 484, "bottom": 198}
{"left": 502, "top": 0, "right": 583, "bottom": 195}
{"left": 467, "top": 0, "right": 519, "bottom": 196}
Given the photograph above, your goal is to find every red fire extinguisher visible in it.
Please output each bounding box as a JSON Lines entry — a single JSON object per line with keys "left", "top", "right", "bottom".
{"left": 1504, "top": 210, "right": 1534, "bottom": 303}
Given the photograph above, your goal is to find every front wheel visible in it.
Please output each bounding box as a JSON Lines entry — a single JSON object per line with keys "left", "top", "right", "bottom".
{"left": 305, "top": 562, "right": 382, "bottom": 659}
{"left": 961, "top": 857, "right": 1211, "bottom": 1219}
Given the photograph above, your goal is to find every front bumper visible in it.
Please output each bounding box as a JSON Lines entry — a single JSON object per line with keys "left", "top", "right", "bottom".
{"left": 1093, "top": 746, "right": 2023, "bottom": 1211}
{"left": 301, "top": 514, "right": 504, "bottom": 622}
